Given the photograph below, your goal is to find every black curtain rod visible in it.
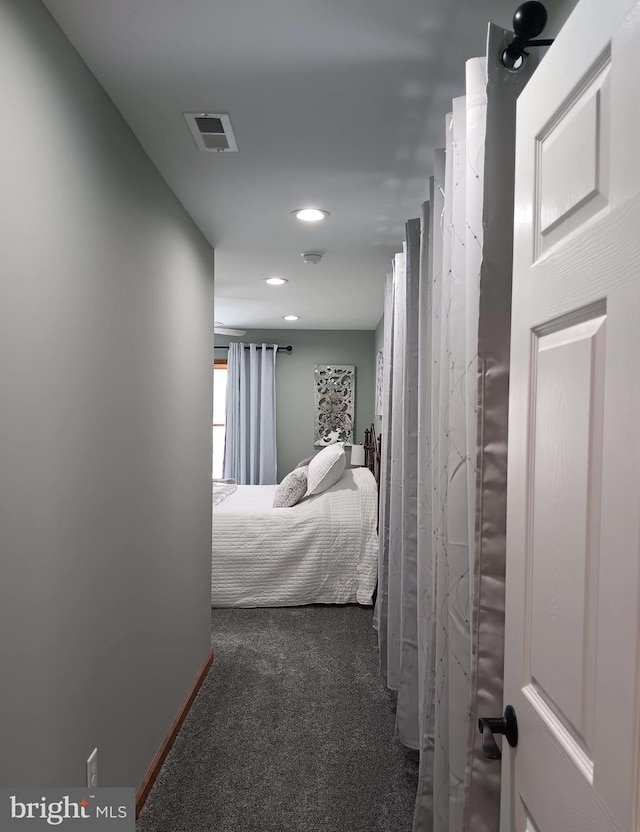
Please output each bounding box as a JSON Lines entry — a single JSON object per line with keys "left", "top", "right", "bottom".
{"left": 215, "top": 345, "right": 293, "bottom": 353}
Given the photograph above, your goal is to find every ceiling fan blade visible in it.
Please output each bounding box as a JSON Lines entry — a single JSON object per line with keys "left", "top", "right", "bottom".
{"left": 214, "top": 325, "right": 246, "bottom": 336}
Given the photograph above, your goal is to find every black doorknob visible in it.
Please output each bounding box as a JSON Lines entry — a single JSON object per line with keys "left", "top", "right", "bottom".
{"left": 478, "top": 705, "right": 518, "bottom": 760}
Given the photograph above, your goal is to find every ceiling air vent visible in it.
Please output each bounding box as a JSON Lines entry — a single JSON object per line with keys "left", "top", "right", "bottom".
{"left": 184, "top": 112, "right": 238, "bottom": 152}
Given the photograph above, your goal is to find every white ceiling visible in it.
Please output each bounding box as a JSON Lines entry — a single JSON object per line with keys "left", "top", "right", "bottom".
{"left": 42, "top": 0, "right": 522, "bottom": 330}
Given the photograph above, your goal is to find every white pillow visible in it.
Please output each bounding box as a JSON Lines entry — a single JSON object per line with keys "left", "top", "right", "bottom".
{"left": 306, "top": 443, "right": 346, "bottom": 496}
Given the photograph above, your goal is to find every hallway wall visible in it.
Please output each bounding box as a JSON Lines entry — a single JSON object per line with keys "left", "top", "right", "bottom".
{"left": 0, "top": 0, "right": 213, "bottom": 789}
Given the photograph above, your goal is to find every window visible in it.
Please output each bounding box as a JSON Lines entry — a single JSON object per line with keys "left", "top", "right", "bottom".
{"left": 213, "top": 359, "right": 228, "bottom": 478}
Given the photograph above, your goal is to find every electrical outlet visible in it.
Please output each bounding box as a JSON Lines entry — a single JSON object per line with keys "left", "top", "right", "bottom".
{"left": 86, "top": 748, "right": 98, "bottom": 788}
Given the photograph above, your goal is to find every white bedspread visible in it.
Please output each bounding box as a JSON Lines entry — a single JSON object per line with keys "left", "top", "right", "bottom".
{"left": 212, "top": 467, "right": 378, "bottom": 607}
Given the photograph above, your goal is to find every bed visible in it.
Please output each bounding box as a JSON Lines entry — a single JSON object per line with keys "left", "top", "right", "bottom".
{"left": 211, "top": 465, "right": 379, "bottom": 608}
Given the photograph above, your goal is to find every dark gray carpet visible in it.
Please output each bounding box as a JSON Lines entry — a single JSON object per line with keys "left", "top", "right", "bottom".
{"left": 137, "top": 606, "right": 419, "bottom": 832}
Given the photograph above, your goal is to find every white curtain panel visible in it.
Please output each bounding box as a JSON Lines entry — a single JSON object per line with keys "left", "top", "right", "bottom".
{"left": 373, "top": 271, "right": 394, "bottom": 644}
{"left": 395, "top": 218, "right": 421, "bottom": 748}
{"left": 382, "top": 250, "right": 406, "bottom": 690}
{"left": 433, "top": 94, "right": 473, "bottom": 832}
{"left": 462, "top": 30, "right": 538, "bottom": 832}
{"left": 222, "top": 342, "right": 278, "bottom": 485}
{"left": 377, "top": 24, "right": 537, "bottom": 832}
{"left": 415, "top": 176, "right": 442, "bottom": 828}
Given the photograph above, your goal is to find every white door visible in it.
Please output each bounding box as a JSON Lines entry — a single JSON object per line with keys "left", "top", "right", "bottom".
{"left": 501, "top": 0, "right": 640, "bottom": 830}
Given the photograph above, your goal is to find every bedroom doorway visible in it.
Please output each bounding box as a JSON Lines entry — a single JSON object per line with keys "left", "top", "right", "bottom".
{"left": 213, "top": 359, "right": 228, "bottom": 478}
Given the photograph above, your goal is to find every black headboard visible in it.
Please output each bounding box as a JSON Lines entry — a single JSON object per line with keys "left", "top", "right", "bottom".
{"left": 363, "top": 423, "right": 381, "bottom": 488}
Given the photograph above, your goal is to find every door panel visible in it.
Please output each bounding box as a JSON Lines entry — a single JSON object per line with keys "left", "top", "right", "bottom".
{"left": 535, "top": 52, "right": 610, "bottom": 257}
{"left": 528, "top": 312, "right": 605, "bottom": 758}
{"left": 501, "top": 0, "right": 640, "bottom": 830}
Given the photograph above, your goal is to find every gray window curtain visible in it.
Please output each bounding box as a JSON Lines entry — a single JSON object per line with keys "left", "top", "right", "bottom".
{"left": 222, "top": 342, "right": 278, "bottom": 485}
{"left": 376, "top": 25, "right": 537, "bottom": 832}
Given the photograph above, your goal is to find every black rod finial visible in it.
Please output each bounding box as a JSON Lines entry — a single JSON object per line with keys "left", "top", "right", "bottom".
{"left": 501, "top": 1, "right": 553, "bottom": 70}
{"left": 513, "top": 1, "right": 548, "bottom": 40}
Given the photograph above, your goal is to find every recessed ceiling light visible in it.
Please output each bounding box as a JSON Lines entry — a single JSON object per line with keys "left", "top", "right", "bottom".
{"left": 265, "top": 277, "right": 288, "bottom": 286}
{"left": 292, "top": 208, "right": 329, "bottom": 222}
{"left": 283, "top": 315, "right": 299, "bottom": 321}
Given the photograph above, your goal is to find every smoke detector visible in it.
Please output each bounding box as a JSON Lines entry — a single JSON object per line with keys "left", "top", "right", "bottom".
{"left": 301, "top": 251, "right": 323, "bottom": 265}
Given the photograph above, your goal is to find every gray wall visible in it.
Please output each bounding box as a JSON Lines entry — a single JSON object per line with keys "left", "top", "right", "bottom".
{"left": 215, "top": 330, "right": 375, "bottom": 479}
{"left": 0, "top": 0, "right": 213, "bottom": 789}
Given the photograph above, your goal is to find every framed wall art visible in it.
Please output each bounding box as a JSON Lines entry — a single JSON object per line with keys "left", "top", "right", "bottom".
{"left": 313, "top": 365, "right": 355, "bottom": 446}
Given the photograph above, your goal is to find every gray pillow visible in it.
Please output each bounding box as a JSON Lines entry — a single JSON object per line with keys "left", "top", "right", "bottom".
{"left": 273, "top": 466, "right": 308, "bottom": 508}
{"left": 295, "top": 455, "right": 313, "bottom": 469}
